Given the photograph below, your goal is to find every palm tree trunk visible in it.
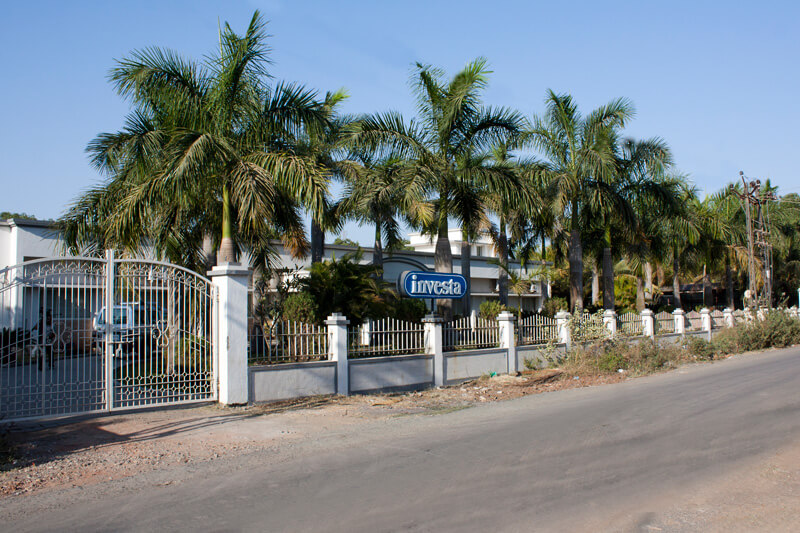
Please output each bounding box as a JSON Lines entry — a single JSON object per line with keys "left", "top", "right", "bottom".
{"left": 569, "top": 229, "right": 584, "bottom": 312}
{"left": 434, "top": 220, "right": 453, "bottom": 320}
{"left": 725, "top": 256, "right": 734, "bottom": 309}
{"left": 311, "top": 220, "right": 325, "bottom": 264}
{"left": 591, "top": 263, "right": 600, "bottom": 307}
{"left": 498, "top": 220, "right": 509, "bottom": 307}
{"left": 672, "top": 253, "right": 682, "bottom": 309}
{"left": 636, "top": 276, "right": 645, "bottom": 312}
{"left": 541, "top": 231, "right": 546, "bottom": 261}
{"left": 460, "top": 235, "right": 472, "bottom": 317}
{"left": 602, "top": 246, "right": 614, "bottom": 310}
{"left": 644, "top": 262, "right": 653, "bottom": 303}
{"left": 702, "top": 264, "right": 712, "bottom": 308}
{"left": 219, "top": 183, "right": 236, "bottom": 263}
{"left": 656, "top": 264, "right": 665, "bottom": 287}
{"left": 373, "top": 224, "right": 383, "bottom": 280}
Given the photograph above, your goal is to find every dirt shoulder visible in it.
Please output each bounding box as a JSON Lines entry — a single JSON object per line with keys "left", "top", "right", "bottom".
{"left": 1, "top": 367, "right": 625, "bottom": 498}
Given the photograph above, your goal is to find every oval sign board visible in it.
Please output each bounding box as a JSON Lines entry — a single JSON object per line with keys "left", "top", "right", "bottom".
{"left": 399, "top": 271, "right": 467, "bottom": 299}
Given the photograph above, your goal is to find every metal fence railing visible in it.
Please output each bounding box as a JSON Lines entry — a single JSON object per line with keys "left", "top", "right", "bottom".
{"left": 348, "top": 318, "right": 425, "bottom": 359}
{"left": 654, "top": 311, "right": 675, "bottom": 334}
{"left": 443, "top": 317, "right": 499, "bottom": 351}
{"left": 248, "top": 320, "right": 328, "bottom": 365}
{"left": 617, "top": 312, "right": 643, "bottom": 336}
{"left": 517, "top": 314, "right": 558, "bottom": 346}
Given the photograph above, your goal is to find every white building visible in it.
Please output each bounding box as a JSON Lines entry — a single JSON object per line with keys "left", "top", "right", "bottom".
{"left": 407, "top": 228, "right": 498, "bottom": 259}
{"left": 0, "top": 218, "right": 67, "bottom": 267}
{"left": 269, "top": 230, "right": 549, "bottom": 315}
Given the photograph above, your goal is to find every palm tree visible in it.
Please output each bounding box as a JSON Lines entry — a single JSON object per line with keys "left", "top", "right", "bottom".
{"left": 652, "top": 182, "right": 702, "bottom": 308}
{"left": 592, "top": 137, "right": 676, "bottom": 309}
{"left": 294, "top": 90, "right": 361, "bottom": 264}
{"left": 348, "top": 58, "right": 525, "bottom": 318}
{"left": 484, "top": 143, "right": 543, "bottom": 307}
{"left": 526, "top": 91, "right": 634, "bottom": 311}
{"left": 60, "top": 12, "right": 328, "bottom": 270}
{"left": 339, "top": 153, "right": 431, "bottom": 276}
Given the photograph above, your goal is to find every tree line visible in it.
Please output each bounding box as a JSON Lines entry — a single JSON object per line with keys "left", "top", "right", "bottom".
{"left": 60, "top": 11, "right": 800, "bottom": 318}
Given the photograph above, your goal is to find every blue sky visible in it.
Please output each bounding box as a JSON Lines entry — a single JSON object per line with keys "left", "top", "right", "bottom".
{"left": 1, "top": 1, "right": 798, "bottom": 244}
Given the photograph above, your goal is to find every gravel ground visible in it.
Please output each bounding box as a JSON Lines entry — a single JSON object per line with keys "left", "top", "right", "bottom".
{"left": 1, "top": 368, "right": 623, "bottom": 498}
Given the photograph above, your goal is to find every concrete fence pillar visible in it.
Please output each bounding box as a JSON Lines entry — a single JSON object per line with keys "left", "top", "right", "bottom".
{"left": 603, "top": 309, "right": 617, "bottom": 337}
{"left": 326, "top": 313, "right": 350, "bottom": 395}
{"left": 555, "top": 311, "right": 571, "bottom": 350}
{"left": 497, "top": 311, "right": 517, "bottom": 375}
{"left": 423, "top": 314, "right": 445, "bottom": 386}
{"left": 700, "top": 308, "right": 712, "bottom": 329}
{"left": 641, "top": 309, "right": 655, "bottom": 339}
{"left": 723, "top": 308, "right": 734, "bottom": 328}
{"left": 208, "top": 263, "right": 250, "bottom": 406}
{"left": 673, "top": 309, "right": 686, "bottom": 336}
{"left": 700, "top": 308, "right": 712, "bottom": 341}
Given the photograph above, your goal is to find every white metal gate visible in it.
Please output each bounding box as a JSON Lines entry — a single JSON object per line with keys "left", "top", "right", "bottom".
{"left": 0, "top": 253, "right": 216, "bottom": 421}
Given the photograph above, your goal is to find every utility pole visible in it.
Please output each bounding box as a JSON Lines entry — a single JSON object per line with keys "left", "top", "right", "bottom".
{"left": 731, "top": 172, "right": 757, "bottom": 308}
{"left": 730, "top": 171, "right": 775, "bottom": 309}
{"left": 753, "top": 183, "right": 777, "bottom": 308}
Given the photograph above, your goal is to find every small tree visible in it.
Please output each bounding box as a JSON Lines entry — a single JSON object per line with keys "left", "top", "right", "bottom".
{"left": 297, "top": 250, "right": 396, "bottom": 324}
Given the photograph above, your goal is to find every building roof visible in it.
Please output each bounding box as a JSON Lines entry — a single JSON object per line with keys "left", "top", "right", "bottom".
{"left": 0, "top": 218, "right": 56, "bottom": 229}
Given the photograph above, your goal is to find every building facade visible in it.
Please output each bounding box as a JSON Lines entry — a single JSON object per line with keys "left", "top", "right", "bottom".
{"left": 1, "top": 218, "right": 550, "bottom": 324}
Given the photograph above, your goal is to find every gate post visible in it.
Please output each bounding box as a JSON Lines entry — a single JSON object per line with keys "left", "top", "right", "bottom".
{"left": 326, "top": 313, "right": 350, "bottom": 395}
{"left": 423, "top": 314, "right": 444, "bottom": 386}
{"left": 209, "top": 264, "right": 250, "bottom": 405}
{"left": 497, "top": 311, "right": 517, "bottom": 375}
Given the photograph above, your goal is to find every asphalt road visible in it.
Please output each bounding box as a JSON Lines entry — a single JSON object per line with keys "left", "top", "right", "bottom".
{"left": 5, "top": 347, "right": 800, "bottom": 532}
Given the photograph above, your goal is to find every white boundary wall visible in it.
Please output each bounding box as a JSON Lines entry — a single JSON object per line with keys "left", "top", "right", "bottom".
{"left": 241, "top": 306, "right": 775, "bottom": 405}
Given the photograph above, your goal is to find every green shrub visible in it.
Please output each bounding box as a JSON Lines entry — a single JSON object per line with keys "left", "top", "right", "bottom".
{"left": 479, "top": 300, "right": 507, "bottom": 320}
{"left": 597, "top": 350, "right": 627, "bottom": 373}
{"left": 542, "top": 297, "right": 568, "bottom": 318}
{"left": 710, "top": 327, "right": 739, "bottom": 354}
{"left": 298, "top": 250, "right": 395, "bottom": 324}
{"left": 282, "top": 292, "right": 320, "bottom": 324}
{"left": 392, "top": 298, "right": 428, "bottom": 323}
{"left": 687, "top": 337, "right": 717, "bottom": 361}
{"left": 627, "top": 339, "right": 683, "bottom": 374}
{"left": 713, "top": 310, "right": 800, "bottom": 354}
{"left": 562, "top": 338, "right": 686, "bottom": 376}
{"left": 614, "top": 275, "right": 637, "bottom": 313}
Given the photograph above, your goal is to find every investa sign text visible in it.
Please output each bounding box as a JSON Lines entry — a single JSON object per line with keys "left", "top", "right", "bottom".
{"left": 399, "top": 271, "right": 468, "bottom": 299}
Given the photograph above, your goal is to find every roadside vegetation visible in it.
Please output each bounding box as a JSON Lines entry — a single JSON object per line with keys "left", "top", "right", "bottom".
{"left": 551, "top": 309, "right": 800, "bottom": 378}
